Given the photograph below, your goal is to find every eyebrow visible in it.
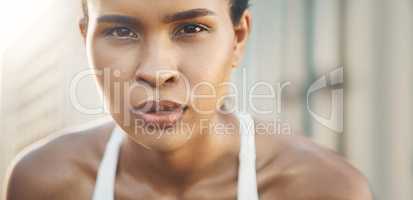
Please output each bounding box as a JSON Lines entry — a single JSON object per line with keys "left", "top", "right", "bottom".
{"left": 162, "top": 8, "right": 216, "bottom": 23}
{"left": 96, "top": 8, "right": 216, "bottom": 26}
{"left": 97, "top": 15, "right": 142, "bottom": 28}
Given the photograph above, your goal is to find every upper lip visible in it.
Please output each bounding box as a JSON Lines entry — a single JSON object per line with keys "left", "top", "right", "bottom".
{"left": 133, "top": 100, "right": 187, "bottom": 113}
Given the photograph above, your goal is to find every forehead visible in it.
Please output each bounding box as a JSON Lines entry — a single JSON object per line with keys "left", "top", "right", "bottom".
{"left": 88, "top": 0, "right": 231, "bottom": 19}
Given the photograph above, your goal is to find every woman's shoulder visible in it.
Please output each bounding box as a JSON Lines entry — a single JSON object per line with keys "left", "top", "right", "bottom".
{"left": 253, "top": 117, "right": 373, "bottom": 200}
{"left": 4, "top": 118, "right": 116, "bottom": 200}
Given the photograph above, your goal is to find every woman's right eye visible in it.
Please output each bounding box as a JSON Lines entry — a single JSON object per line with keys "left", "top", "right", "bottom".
{"left": 105, "top": 27, "right": 139, "bottom": 40}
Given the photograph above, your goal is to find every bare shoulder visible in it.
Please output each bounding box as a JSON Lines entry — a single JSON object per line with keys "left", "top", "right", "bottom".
{"left": 253, "top": 118, "right": 373, "bottom": 200}
{"left": 5, "top": 118, "right": 116, "bottom": 200}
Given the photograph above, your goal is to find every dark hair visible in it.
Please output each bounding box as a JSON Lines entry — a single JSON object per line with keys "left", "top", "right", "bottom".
{"left": 229, "top": 0, "right": 250, "bottom": 25}
{"left": 81, "top": 0, "right": 250, "bottom": 26}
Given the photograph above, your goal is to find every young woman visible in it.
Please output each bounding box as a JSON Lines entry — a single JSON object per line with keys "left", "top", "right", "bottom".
{"left": 6, "top": 0, "right": 372, "bottom": 199}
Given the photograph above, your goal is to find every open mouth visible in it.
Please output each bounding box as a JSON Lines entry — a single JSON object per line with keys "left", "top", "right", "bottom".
{"left": 131, "top": 100, "right": 188, "bottom": 129}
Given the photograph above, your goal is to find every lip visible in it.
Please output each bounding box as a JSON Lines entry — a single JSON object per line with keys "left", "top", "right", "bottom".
{"left": 131, "top": 100, "right": 188, "bottom": 129}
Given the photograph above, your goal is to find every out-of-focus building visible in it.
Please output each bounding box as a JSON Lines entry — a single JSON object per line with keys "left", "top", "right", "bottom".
{"left": 0, "top": 1, "right": 106, "bottom": 194}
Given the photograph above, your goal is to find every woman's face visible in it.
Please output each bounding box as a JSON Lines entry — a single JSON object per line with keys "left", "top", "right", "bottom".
{"left": 81, "top": 0, "right": 250, "bottom": 151}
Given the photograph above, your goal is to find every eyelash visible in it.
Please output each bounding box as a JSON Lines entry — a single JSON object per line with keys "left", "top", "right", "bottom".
{"left": 105, "top": 27, "right": 139, "bottom": 40}
{"left": 174, "top": 23, "right": 211, "bottom": 37}
{"left": 104, "top": 23, "right": 211, "bottom": 40}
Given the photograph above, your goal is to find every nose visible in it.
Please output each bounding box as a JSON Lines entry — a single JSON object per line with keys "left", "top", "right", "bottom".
{"left": 135, "top": 39, "right": 179, "bottom": 88}
{"left": 136, "top": 68, "right": 180, "bottom": 88}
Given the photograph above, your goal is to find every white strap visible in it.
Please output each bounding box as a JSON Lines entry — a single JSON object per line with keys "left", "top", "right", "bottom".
{"left": 92, "top": 113, "right": 259, "bottom": 200}
{"left": 237, "top": 112, "right": 260, "bottom": 200}
{"left": 92, "top": 127, "right": 125, "bottom": 200}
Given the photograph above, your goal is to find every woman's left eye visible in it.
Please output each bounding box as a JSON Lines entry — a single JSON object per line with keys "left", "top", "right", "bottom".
{"left": 175, "top": 24, "right": 210, "bottom": 36}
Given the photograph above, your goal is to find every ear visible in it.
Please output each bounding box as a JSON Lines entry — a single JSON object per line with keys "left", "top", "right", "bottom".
{"left": 79, "top": 18, "right": 88, "bottom": 42}
{"left": 231, "top": 10, "right": 252, "bottom": 68}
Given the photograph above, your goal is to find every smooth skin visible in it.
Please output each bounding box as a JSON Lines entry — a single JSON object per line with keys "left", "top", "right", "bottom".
{"left": 5, "top": 0, "right": 373, "bottom": 199}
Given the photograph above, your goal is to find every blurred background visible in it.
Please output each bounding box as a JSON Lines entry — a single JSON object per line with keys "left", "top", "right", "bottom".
{"left": 0, "top": 0, "right": 412, "bottom": 199}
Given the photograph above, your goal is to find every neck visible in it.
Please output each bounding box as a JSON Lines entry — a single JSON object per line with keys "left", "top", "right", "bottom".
{"left": 120, "top": 112, "right": 240, "bottom": 185}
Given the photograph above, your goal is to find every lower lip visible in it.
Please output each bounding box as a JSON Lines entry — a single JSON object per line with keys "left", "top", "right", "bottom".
{"left": 132, "top": 107, "right": 186, "bottom": 129}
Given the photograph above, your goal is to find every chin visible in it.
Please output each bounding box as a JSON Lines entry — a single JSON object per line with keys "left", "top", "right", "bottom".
{"left": 128, "top": 121, "right": 194, "bottom": 152}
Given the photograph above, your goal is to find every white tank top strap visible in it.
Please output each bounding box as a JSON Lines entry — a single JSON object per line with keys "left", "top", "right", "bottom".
{"left": 92, "top": 126, "right": 125, "bottom": 200}
{"left": 236, "top": 112, "right": 260, "bottom": 200}
{"left": 92, "top": 112, "right": 259, "bottom": 200}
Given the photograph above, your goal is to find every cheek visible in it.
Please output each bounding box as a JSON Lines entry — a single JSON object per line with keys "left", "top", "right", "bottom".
{"left": 89, "top": 37, "right": 140, "bottom": 78}
{"left": 88, "top": 37, "right": 142, "bottom": 114}
{"left": 179, "top": 34, "right": 235, "bottom": 85}
{"left": 179, "top": 33, "right": 235, "bottom": 112}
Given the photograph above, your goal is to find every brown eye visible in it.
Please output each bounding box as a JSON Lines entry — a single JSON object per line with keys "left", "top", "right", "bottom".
{"left": 175, "top": 24, "right": 209, "bottom": 36}
{"left": 107, "top": 27, "right": 138, "bottom": 40}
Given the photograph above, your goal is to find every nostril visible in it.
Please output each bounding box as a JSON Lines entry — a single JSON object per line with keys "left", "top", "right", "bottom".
{"left": 165, "top": 76, "right": 176, "bottom": 85}
{"left": 136, "top": 76, "right": 155, "bottom": 87}
{"left": 136, "top": 74, "right": 178, "bottom": 88}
